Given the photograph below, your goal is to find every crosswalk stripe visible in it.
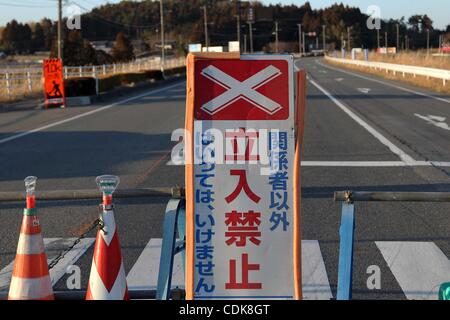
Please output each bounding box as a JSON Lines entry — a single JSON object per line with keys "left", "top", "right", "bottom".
{"left": 376, "top": 241, "right": 450, "bottom": 300}
{"left": 0, "top": 238, "right": 95, "bottom": 291}
{"left": 126, "top": 238, "right": 184, "bottom": 290}
{"left": 302, "top": 240, "right": 333, "bottom": 300}
{"left": 126, "top": 238, "right": 332, "bottom": 299}
{"left": 3, "top": 237, "right": 450, "bottom": 300}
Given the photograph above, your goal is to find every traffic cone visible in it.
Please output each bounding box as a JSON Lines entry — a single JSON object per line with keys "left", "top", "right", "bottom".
{"left": 86, "top": 175, "right": 128, "bottom": 300}
{"left": 8, "top": 177, "right": 54, "bottom": 300}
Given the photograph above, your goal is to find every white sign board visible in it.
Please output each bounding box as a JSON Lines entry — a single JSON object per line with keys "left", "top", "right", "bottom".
{"left": 228, "top": 41, "right": 240, "bottom": 53}
{"left": 189, "top": 43, "right": 202, "bottom": 53}
{"left": 185, "top": 54, "right": 301, "bottom": 300}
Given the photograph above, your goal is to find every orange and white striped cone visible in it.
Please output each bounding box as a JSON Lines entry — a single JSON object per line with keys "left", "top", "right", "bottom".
{"left": 86, "top": 175, "right": 128, "bottom": 300}
{"left": 8, "top": 176, "right": 54, "bottom": 300}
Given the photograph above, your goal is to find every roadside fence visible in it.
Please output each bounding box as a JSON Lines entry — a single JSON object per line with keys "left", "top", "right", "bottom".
{"left": 0, "top": 56, "right": 186, "bottom": 99}
{"left": 325, "top": 55, "right": 450, "bottom": 86}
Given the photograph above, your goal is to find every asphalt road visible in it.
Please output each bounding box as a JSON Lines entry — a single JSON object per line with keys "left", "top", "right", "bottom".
{"left": 1, "top": 56, "right": 450, "bottom": 300}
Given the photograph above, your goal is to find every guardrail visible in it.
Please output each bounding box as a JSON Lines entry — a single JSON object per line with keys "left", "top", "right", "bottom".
{"left": 0, "top": 186, "right": 185, "bottom": 202}
{"left": 0, "top": 56, "right": 186, "bottom": 98}
{"left": 325, "top": 55, "right": 450, "bottom": 86}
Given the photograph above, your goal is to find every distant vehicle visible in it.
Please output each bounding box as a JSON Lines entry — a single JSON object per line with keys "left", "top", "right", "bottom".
{"left": 443, "top": 45, "right": 450, "bottom": 54}
{"left": 0, "top": 52, "right": 6, "bottom": 59}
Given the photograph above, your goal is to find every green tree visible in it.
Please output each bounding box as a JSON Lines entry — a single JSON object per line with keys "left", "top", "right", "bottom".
{"left": 32, "top": 23, "right": 46, "bottom": 52}
{"left": 111, "top": 32, "right": 134, "bottom": 62}
{"left": 51, "top": 30, "right": 97, "bottom": 66}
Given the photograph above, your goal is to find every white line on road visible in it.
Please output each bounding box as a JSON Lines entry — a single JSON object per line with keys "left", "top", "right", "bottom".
{"left": 316, "top": 60, "right": 450, "bottom": 105}
{"left": 302, "top": 240, "right": 333, "bottom": 300}
{"left": 414, "top": 114, "right": 450, "bottom": 131}
{"left": 126, "top": 238, "right": 184, "bottom": 290}
{"left": 302, "top": 161, "right": 408, "bottom": 167}
{"left": 126, "top": 238, "right": 333, "bottom": 299}
{"left": 376, "top": 242, "right": 450, "bottom": 300}
{"left": 308, "top": 78, "right": 416, "bottom": 164}
{"left": 357, "top": 88, "right": 371, "bottom": 94}
{"left": 0, "top": 238, "right": 95, "bottom": 291}
{"left": 0, "top": 81, "right": 185, "bottom": 145}
{"left": 167, "top": 160, "right": 450, "bottom": 167}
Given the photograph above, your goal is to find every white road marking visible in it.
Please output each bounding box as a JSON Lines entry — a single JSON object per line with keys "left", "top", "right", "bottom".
{"left": 309, "top": 78, "right": 416, "bottom": 164}
{"left": 126, "top": 238, "right": 332, "bottom": 299}
{"left": 302, "top": 240, "right": 333, "bottom": 300}
{"left": 335, "top": 78, "right": 344, "bottom": 82}
{"left": 316, "top": 60, "right": 450, "bottom": 105}
{"left": 167, "top": 160, "right": 450, "bottom": 167}
{"left": 357, "top": 88, "right": 371, "bottom": 94}
{"left": 301, "top": 161, "right": 431, "bottom": 168}
{"left": 376, "top": 242, "right": 450, "bottom": 300}
{"left": 0, "top": 81, "right": 185, "bottom": 145}
{"left": 414, "top": 114, "right": 450, "bottom": 131}
{"left": 0, "top": 238, "right": 95, "bottom": 291}
{"left": 126, "top": 238, "right": 184, "bottom": 290}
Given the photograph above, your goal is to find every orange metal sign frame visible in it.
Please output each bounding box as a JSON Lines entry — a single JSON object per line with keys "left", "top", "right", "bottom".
{"left": 184, "top": 52, "right": 307, "bottom": 300}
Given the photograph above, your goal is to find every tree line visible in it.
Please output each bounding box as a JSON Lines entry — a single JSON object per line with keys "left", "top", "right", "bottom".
{"left": 0, "top": 0, "right": 449, "bottom": 65}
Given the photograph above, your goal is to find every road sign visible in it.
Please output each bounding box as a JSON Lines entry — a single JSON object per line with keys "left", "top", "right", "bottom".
{"left": 228, "top": 41, "right": 240, "bottom": 53}
{"left": 194, "top": 59, "right": 289, "bottom": 120}
{"left": 43, "top": 59, "right": 65, "bottom": 108}
{"left": 188, "top": 43, "right": 202, "bottom": 53}
{"left": 185, "top": 52, "right": 306, "bottom": 300}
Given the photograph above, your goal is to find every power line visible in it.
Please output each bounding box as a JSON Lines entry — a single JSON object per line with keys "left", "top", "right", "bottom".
{"left": 70, "top": 1, "right": 160, "bottom": 29}
{"left": 0, "top": 1, "right": 54, "bottom": 8}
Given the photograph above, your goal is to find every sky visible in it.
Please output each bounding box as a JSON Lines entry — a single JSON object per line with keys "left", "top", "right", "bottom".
{"left": 0, "top": 0, "right": 448, "bottom": 29}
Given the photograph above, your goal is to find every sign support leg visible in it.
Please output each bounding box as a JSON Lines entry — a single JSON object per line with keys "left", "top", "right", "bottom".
{"left": 156, "top": 199, "right": 183, "bottom": 300}
{"left": 337, "top": 202, "right": 355, "bottom": 300}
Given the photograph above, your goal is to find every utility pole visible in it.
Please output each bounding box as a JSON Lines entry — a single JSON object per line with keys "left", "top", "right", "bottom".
{"left": 236, "top": 1, "right": 241, "bottom": 51}
{"left": 248, "top": 21, "right": 254, "bottom": 53}
{"left": 160, "top": 0, "right": 165, "bottom": 71}
{"left": 275, "top": 21, "right": 279, "bottom": 53}
{"left": 57, "top": 0, "right": 62, "bottom": 60}
{"left": 203, "top": 5, "right": 209, "bottom": 50}
{"left": 396, "top": 24, "right": 400, "bottom": 52}
{"left": 385, "top": 31, "right": 388, "bottom": 48}
{"left": 243, "top": 34, "right": 247, "bottom": 53}
{"left": 347, "top": 27, "right": 351, "bottom": 51}
{"left": 377, "top": 29, "right": 380, "bottom": 48}
{"left": 322, "top": 25, "right": 326, "bottom": 52}
{"left": 297, "top": 24, "right": 302, "bottom": 54}
{"left": 427, "top": 29, "right": 430, "bottom": 55}
{"left": 302, "top": 31, "right": 306, "bottom": 55}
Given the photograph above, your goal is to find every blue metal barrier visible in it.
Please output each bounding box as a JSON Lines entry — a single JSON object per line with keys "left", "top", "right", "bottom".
{"left": 336, "top": 201, "right": 355, "bottom": 300}
{"left": 156, "top": 198, "right": 186, "bottom": 300}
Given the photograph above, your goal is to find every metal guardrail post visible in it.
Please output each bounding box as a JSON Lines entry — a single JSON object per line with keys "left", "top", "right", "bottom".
{"left": 26, "top": 72, "right": 32, "bottom": 92}
{"left": 5, "top": 72, "right": 11, "bottom": 98}
{"left": 336, "top": 192, "right": 355, "bottom": 300}
{"left": 156, "top": 198, "right": 185, "bottom": 300}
